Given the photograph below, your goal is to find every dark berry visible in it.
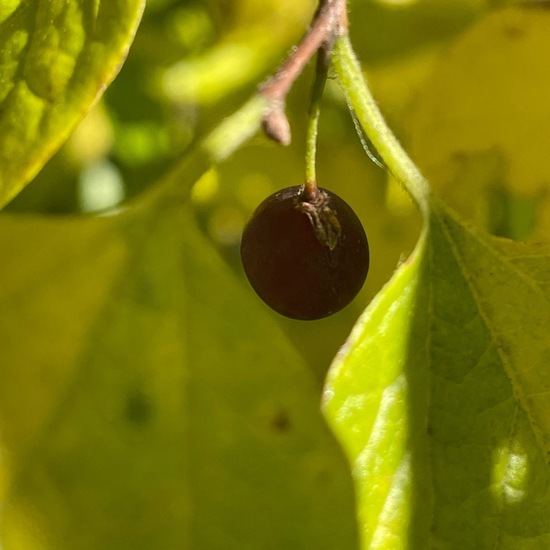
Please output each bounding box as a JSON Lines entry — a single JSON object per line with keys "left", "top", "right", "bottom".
{"left": 240, "top": 185, "right": 369, "bottom": 320}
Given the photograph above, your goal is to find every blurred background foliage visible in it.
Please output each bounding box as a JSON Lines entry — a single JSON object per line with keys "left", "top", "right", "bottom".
{"left": 6, "top": 0, "right": 548, "bottom": 378}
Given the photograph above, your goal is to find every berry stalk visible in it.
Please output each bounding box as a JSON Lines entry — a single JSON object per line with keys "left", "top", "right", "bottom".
{"left": 304, "top": 46, "right": 331, "bottom": 201}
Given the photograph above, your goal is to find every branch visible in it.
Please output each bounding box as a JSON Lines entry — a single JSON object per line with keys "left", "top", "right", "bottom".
{"left": 259, "top": 0, "right": 348, "bottom": 145}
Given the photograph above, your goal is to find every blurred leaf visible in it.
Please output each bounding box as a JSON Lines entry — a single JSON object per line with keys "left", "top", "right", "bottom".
{"left": 408, "top": 4, "right": 550, "bottom": 239}
{"left": 0, "top": 0, "right": 145, "bottom": 208}
{"left": 324, "top": 197, "right": 550, "bottom": 548}
{"left": 347, "top": 0, "right": 484, "bottom": 64}
{"left": 161, "top": 0, "right": 314, "bottom": 104}
{"left": 0, "top": 179, "right": 358, "bottom": 548}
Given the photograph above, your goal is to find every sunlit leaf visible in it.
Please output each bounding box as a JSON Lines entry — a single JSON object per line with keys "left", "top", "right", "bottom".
{"left": 0, "top": 0, "right": 145, "bottom": 207}
{"left": 324, "top": 197, "right": 550, "bottom": 548}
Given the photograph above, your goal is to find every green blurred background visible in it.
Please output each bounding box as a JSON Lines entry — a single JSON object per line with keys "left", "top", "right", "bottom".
{"left": 6, "top": 0, "right": 547, "bottom": 379}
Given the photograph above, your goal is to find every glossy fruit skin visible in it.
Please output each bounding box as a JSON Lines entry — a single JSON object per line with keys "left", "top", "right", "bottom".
{"left": 240, "top": 185, "right": 369, "bottom": 320}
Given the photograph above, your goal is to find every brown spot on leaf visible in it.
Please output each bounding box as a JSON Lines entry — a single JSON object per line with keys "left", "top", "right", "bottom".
{"left": 270, "top": 409, "right": 291, "bottom": 433}
{"left": 125, "top": 390, "right": 153, "bottom": 426}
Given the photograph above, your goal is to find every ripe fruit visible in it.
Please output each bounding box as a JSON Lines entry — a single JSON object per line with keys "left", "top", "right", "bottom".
{"left": 240, "top": 185, "right": 369, "bottom": 320}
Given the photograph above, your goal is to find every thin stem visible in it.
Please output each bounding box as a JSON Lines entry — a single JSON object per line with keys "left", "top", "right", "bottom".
{"left": 202, "top": 95, "right": 267, "bottom": 163}
{"left": 332, "top": 34, "right": 431, "bottom": 216}
{"left": 148, "top": 95, "right": 268, "bottom": 203}
{"left": 304, "top": 46, "right": 330, "bottom": 200}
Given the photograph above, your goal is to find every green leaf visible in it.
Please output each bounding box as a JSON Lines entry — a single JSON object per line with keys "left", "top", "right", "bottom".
{"left": 323, "top": 231, "right": 423, "bottom": 550}
{"left": 324, "top": 197, "right": 550, "bottom": 549}
{"left": 0, "top": 186, "right": 358, "bottom": 549}
{"left": 0, "top": 0, "right": 145, "bottom": 208}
